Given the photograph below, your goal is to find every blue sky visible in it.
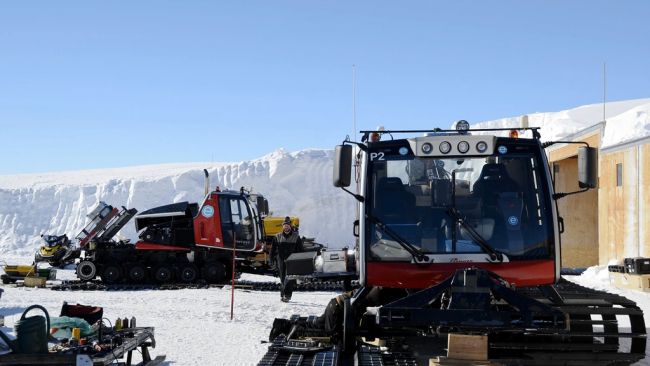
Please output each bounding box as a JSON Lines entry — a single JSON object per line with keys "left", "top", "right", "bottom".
{"left": 1, "top": 1, "right": 649, "bottom": 174}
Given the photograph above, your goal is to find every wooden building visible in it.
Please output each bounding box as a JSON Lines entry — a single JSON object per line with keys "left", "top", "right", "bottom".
{"left": 546, "top": 123, "right": 650, "bottom": 268}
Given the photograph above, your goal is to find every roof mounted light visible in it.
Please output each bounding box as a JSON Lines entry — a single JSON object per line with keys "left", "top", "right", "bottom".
{"left": 455, "top": 120, "right": 470, "bottom": 134}
{"left": 476, "top": 141, "right": 488, "bottom": 153}
{"left": 439, "top": 141, "right": 452, "bottom": 154}
{"left": 370, "top": 125, "right": 385, "bottom": 143}
{"left": 457, "top": 141, "right": 470, "bottom": 153}
{"left": 421, "top": 142, "right": 433, "bottom": 154}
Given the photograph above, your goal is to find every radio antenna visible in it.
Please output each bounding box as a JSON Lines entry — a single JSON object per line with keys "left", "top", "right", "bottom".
{"left": 603, "top": 62, "right": 607, "bottom": 123}
{"left": 352, "top": 64, "right": 357, "bottom": 140}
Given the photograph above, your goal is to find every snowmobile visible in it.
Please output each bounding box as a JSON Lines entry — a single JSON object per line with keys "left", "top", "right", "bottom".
{"left": 33, "top": 201, "right": 119, "bottom": 268}
{"left": 34, "top": 234, "right": 79, "bottom": 268}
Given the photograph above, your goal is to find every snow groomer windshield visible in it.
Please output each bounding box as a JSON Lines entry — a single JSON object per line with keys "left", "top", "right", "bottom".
{"left": 365, "top": 131, "right": 555, "bottom": 263}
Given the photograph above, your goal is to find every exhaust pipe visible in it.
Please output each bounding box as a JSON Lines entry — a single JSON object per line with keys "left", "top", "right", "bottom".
{"left": 203, "top": 169, "right": 210, "bottom": 196}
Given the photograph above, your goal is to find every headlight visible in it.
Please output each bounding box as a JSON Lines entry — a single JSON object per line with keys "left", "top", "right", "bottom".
{"left": 455, "top": 120, "right": 470, "bottom": 133}
{"left": 458, "top": 141, "right": 470, "bottom": 153}
{"left": 421, "top": 142, "right": 433, "bottom": 154}
{"left": 314, "top": 255, "right": 324, "bottom": 272}
{"left": 476, "top": 141, "right": 488, "bottom": 153}
{"left": 439, "top": 141, "right": 452, "bottom": 154}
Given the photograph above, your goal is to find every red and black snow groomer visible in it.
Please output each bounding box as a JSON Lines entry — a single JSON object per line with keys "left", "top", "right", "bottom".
{"left": 259, "top": 123, "right": 647, "bottom": 365}
{"left": 76, "top": 171, "right": 271, "bottom": 284}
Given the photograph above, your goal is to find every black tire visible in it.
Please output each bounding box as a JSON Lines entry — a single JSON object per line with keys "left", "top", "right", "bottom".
{"left": 128, "top": 265, "right": 146, "bottom": 283}
{"left": 154, "top": 266, "right": 173, "bottom": 283}
{"left": 179, "top": 265, "right": 198, "bottom": 283}
{"left": 342, "top": 297, "right": 356, "bottom": 354}
{"left": 101, "top": 264, "right": 122, "bottom": 284}
{"left": 76, "top": 260, "right": 97, "bottom": 281}
{"left": 202, "top": 262, "right": 226, "bottom": 284}
{"left": 2, "top": 276, "right": 11, "bottom": 284}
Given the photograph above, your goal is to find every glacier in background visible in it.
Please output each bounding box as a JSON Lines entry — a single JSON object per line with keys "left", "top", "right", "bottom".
{"left": 0, "top": 149, "right": 355, "bottom": 256}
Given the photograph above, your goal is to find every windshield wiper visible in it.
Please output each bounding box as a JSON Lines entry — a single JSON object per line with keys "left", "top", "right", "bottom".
{"left": 446, "top": 207, "right": 504, "bottom": 262}
{"left": 366, "top": 214, "right": 428, "bottom": 262}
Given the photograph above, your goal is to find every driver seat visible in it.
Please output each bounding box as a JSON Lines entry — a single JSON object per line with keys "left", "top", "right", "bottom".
{"left": 472, "top": 163, "right": 519, "bottom": 203}
{"left": 374, "top": 177, "right": 416, "bottom": 223}
{"left": 472, "top": 163, "right": 523, "bottom": 252}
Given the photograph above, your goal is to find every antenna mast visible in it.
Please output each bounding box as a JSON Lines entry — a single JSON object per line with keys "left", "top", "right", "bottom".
{"left": 603, "top": 62, "right": 607, "bottom": 123}
{"left": 352, "top": 64, "right": 357, "bottom": 140}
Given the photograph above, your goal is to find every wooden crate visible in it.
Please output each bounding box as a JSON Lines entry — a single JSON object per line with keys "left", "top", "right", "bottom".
{"left": 609, "top": 272, "right": 650, "bottom": 292}
{"left": 23, "top": 276, "right": 47, "bottom": 288}
{"left": 446, "top": 333, "right": 488, "bottom": 361}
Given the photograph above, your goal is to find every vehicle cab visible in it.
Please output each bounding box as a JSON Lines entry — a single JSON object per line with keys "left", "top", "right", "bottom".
{"left": 335, "top": 124, "right": 596, "bottom": 289}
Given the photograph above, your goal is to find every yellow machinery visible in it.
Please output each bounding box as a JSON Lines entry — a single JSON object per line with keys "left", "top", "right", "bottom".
{"left": 263, "top": 216, "right": 300, "bottom": 236}
{"left": 245, "top": 216, "right": 300, "bottom": 272}
{"left": 1, "top": 264, "right": 56, "bottom": 284}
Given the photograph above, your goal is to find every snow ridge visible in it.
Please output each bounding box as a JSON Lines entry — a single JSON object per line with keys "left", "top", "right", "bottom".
{"left": 468, "top": 98, "right": 650, "bottom": 146}
{"left": 0, "top": 149, "right": 355, "bottom": 256}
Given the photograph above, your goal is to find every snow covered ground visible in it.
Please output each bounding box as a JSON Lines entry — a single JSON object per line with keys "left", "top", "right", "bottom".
{"left": 0, "top": 255, "right": 337, "bottom": 366}
{"left": 2, "top": 259, "right": 650, "bottom": 365}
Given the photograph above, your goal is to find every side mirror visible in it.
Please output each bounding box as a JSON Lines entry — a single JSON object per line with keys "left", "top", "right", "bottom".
{"left": 578, "top": 147, "right": 598, "bottom": 189}
{"left": 333, "top": 145, "right": 353, "bottom": 187}
{"left": 257, "top": 197, "right": 269, "bottom": 216}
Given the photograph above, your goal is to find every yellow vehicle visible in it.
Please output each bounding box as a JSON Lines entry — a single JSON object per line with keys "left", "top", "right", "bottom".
{"left": 1, "top": 264, "right": 56, "bottom": 284}
{"left": 240, "top": 214, "right": 327, "bottom": 275}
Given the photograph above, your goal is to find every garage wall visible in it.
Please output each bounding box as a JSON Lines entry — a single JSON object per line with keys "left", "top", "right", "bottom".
{"left": 547, "top": 131, "right": 601, "bottom": 268}
{"left": 599, "top": 142, "right": 650, "bottom": 264}
{"left": 553, "top": 158, "right": 599, "bottom": 268}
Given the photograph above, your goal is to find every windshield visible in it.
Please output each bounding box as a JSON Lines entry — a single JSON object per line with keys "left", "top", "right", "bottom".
{"left": 367, "top": 145, "right": 553, "bottom": 262}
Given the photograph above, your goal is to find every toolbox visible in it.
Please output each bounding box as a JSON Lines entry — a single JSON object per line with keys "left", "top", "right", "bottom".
{"left": 285, "top": 252, "right": 317, "bottom": 275}
{"left": 624, "top": 257, "right": 650, "bottom": 274}
{"left": 321, "top": 250, "right": 348, "bottom": 273}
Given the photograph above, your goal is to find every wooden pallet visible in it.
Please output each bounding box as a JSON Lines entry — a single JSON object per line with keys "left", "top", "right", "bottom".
{"left": 609, "top": 272, "right": 650, "bottom": 292}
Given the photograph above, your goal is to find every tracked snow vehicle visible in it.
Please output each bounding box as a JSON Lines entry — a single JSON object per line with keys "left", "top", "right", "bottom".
{"left": 259, "top": 124, "right": 647, "bottom": 365}
{"left": 75, "top": 171, "right": 318, "bottom": 285}
{"left": 77, "top": 189, "right": 274, "bottom": 284}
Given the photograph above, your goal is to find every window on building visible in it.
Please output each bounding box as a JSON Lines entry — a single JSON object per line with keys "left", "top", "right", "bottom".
{"left": 616, "top": 163, "right": 623, "bottom": 187}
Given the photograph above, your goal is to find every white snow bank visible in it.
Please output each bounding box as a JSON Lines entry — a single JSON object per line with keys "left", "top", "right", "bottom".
{"left": 466, "top": 98, "right": 650, "bottom": 146}
{"left": 0, "top": 149, "right": 355, "bottom": 256}
{"left": 602, "top": 103, "right": 650, "bottom": 148}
